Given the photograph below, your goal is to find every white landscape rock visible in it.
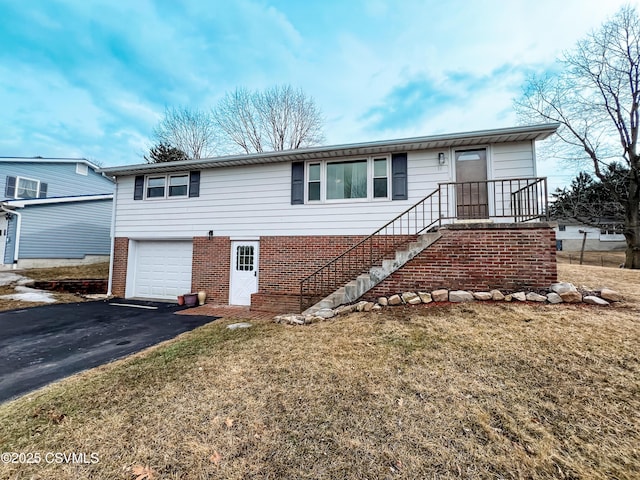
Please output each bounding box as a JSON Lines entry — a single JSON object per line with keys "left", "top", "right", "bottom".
{"left": 449, "top": 290, "right": 474, "bottom": 302}
{"left": 551, "top": 282, "right": 577, "bottom": 294}
{"left": 599, "top": 288, "right": 622, "bottom": 302}
{"left": 525, "top": 292, "right": 547, "bottom": 302}
{"left": 273, "top": 314, "right": 307, "bottom": 325}
{"left": 227, "top": 322, "right": 253, "bottom": 330}
{"left": 583, "top": 295, "right": 610, "bottom": 306}
{"left": 559, "top": 290, "right": 582, "bottom": 303}
{"left": 418, "top": 292, "right": 433, "bottom": 303}
{"left": 546, "top": 292, "right": 563, "bottom": 304}
{"left": 377, "top": 296, "right": 389, "bottom": 306}
{"left": 473, "top": 292, "right": 493, "bottom": 301}
{"left": 355, "top": 300, "right": 370, "bottom": 312}
{"left": 388, "top": 294, "right": 403, "bottom": 306}
{"left": 490, "top": 289, "right": 505, "bottom": 301}
{"left": 315, "top": 308, "right": 335, "bottom": 319}
{"left": 512, "top": 292, "right": 527, "bottom": 302}
{"left": 335, "top": 304, "right": 357, "bottom": 315}
{"left": 402, "top": 292, "right": 422, "bottom": 305}
{"left": 431, "top": 289, "right": 449, "bottom": 302}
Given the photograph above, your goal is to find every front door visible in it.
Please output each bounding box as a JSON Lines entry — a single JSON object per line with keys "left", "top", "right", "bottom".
{"left": 455, "top": 149, "right": 488, "bottom": 219}
{"left": 0, "top": 216, "right": 7, "bottom": 265}
{"left": 229, "top": 240, "right": 259, "bottom": 305}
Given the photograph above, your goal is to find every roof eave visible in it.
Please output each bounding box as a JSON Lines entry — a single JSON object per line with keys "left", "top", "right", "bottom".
{"left": 100, "top": 123, "right": 560, "bottom": 176}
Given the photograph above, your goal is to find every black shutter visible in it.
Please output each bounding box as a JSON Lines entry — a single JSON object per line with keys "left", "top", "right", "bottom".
{"left": 291, "top": 162, "right": 304, "bottom": 205}
{"left": 391, "top": 153, "right": 408, "bottom": 200}
{"left": 134, "top": 175, "right": 144, "bottom": 200}
{"left": 189, "top": 171, "right": 200, "bottom": 198}
{"left": 38, "top": 183, "right": 48, "bottom": 198}
{"left": 5, "top": 176, "right": 16, "bottom": 198}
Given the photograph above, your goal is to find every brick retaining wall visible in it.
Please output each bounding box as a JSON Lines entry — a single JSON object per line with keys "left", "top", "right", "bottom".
{"left": 364, "top": 223, "right": 557, "bottom": 301}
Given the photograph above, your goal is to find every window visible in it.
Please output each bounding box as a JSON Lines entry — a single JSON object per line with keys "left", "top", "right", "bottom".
{"left": 76, "top": 163, "right": 88, "bottom": 175}
{"left": 308, "top": 163, "right": 320, "bottom": 201}
{"left": 236, "top": 245, "right": 254, "bottom": 271}
{"left": 600, "top": 224, "right": 623, "bottom": 235}
{"left": 17, "top": 177, "right": 39, "bottom": 199}
{"left": 145, "top": 174, "right": 190, "bottom": 199}
{"left": 306, "top": 156, "right": 390, "bottom": 202}
{"left": 327, "top": 160, "right": 367, "bottom": 200}
{"left": 169, "top": 175, "right": 188, "bottom": 197}
{"left": 146, "top": 177, "right": 165, "bottom": 198}
{"left": 373, "top": 158, "right": 388, "bottom": 198}
{"left": 558, "top": 225, "right": 566, "bottom": 232}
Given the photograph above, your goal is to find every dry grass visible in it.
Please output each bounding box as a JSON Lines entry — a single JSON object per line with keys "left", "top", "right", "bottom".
{"left": 19, "top": 262, "right": 109, "bottom": 281}
{"left": 556, "top": 250, "right": 626, "bottom": 268}
{"left": 0, "top": 265, "right": 639, "bottom": 479}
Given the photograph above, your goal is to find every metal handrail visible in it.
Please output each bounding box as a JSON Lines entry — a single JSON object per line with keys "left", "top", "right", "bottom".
{"left": 299, "top": 177, "right": 548, "bottom": 311}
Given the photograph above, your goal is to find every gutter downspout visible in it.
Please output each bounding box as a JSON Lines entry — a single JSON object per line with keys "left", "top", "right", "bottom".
{"left": 0, "top": 203, "right": 22, "bottom": 269}
{"left": 107, "top": 181, "right": 117, "bottom": 296}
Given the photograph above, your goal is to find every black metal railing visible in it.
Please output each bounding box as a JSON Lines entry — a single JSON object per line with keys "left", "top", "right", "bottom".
{"left": 438, "top": 177, "right": 548, "bottom": 222}
{"left": 299, "top": 177, "right": 548, "bottom": 311}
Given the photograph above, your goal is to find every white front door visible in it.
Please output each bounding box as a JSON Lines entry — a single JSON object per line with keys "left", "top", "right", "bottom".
{"left": 229, "top": 240, "right": 259, "bottom": 305}
{"left": 0, "top": 216, "right": 7, "bottom": 265}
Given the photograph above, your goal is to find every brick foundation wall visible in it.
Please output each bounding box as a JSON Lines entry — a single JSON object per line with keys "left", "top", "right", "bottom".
{"left": 192, "top": 236, "right": 231, "bottom": 305}
{"left": 111, "top": 237, "right": 129, "bottom": 297}
{"left": 258, "top": 235, "right": 366, "bottom": 295}
{"left": 251, "top": 292, "right": 301, "bottom": 313}
{"left": 364, "top": 223, "right": 557, "bottom": 300}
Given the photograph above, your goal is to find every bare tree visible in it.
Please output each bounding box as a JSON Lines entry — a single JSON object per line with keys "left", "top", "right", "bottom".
{"left": 153, "top": 106, "right": 218, "bottom": 159}
{"left": 213, "top": 85, "right": 325, "bottom": 153}
{"left": 516, "top": 5, "right": 640, "bottom": 268}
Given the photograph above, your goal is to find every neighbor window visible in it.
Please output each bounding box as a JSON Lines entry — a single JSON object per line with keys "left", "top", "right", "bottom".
{"left": 17, "top": 177, "right": 40, "bottom": 199}
{"left": 600, "top": 224, "right": 623, "bottom": 235}
{"left": 145, "top": 174, "right": 190, "bottom": 199}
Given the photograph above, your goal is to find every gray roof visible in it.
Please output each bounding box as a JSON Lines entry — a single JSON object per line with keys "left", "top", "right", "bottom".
{"left": 100, "top": 123, "right": 559, "bottom": 176}
{"left": 0, "top": 157, "right": 103, "bottom": 171}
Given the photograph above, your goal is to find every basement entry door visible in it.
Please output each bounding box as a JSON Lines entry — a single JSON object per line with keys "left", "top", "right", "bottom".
{"left": 229, "top": 240, "right": 259, "bottom": 305}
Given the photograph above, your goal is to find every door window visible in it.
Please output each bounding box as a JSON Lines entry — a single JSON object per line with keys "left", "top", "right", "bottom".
{"left": 236, "top": 245, "right": 254, "bottom": 271}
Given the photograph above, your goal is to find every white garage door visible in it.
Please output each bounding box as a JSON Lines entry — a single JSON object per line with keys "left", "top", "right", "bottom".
{"left": 133, "top": 241, "right": 193, "bottom": 300}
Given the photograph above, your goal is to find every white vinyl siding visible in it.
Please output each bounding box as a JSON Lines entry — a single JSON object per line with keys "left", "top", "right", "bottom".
{"left": 491, "top": 141, "right": 535, "bottom": 179}
{"left": 113, "top": 143, "right": 534, "bottom": 238}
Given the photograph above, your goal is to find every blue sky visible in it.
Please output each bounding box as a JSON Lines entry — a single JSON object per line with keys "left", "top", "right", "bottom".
{"left": 0, "top": 0, "right": 636, "bottom": 189}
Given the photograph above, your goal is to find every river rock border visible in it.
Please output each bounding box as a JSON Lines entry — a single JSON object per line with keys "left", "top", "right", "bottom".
{"left": 273, "top": 282, "right": 623, "bottom": 326}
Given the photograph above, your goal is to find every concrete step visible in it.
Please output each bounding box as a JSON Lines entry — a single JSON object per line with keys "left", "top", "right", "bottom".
{"left": 301, "top": 231, "right": 442, "bottom": 315}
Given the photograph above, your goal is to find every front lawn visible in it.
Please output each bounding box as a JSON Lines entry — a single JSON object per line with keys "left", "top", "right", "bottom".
{"left": 0, "top": 264, "right": 638, "bottom": 479}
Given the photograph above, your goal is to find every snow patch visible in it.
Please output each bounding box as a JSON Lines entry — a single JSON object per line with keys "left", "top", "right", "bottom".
{"left": 0, "top": 286, "right": 56, "bottom": 303}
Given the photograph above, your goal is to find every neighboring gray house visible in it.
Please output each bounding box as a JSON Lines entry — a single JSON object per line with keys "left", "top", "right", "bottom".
{"left": 555, "top": 220, "right": 626, "bottom": 251}
{"left": 1, "top": 158, "right": 114, "bottom": 268}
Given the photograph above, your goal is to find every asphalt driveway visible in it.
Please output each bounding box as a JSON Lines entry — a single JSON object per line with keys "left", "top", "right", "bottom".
{"left": 0, "top": 300, "right": 217, "bottom": 403}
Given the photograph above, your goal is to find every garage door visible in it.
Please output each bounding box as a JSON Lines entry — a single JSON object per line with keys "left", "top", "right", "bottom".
{"left": 132, "top": 241, "right": 193, "bottom": 300}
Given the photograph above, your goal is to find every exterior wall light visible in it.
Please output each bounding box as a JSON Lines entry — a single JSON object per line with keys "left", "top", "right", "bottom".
{"left": 438, "top": 152, "right": 446, "bottom": 165}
